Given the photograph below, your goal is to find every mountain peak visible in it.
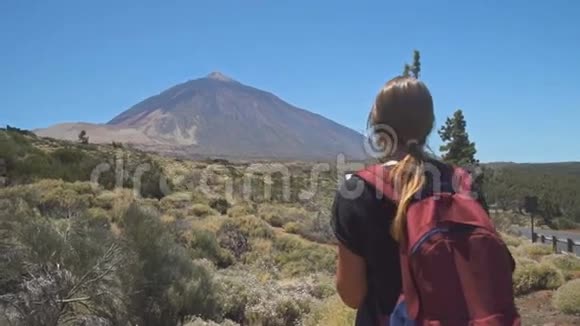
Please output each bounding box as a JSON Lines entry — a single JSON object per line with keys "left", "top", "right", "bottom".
{"left": 37, "top": 71, "right": 367, "bottom": 160}
{"left": 206, "top": 71, "right": 234, "bottom": 82}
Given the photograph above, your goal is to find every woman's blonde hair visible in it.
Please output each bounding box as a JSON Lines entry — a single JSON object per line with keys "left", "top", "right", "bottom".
{"left": 367, "top": 76, "right": 435, "bottom": 242}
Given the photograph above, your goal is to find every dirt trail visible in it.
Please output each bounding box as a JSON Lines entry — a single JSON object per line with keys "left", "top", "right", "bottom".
{"left": 516, "top": 290, "right": 580, "bottom": 325}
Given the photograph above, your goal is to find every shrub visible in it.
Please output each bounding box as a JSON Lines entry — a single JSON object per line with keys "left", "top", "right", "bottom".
{"left": 553, "top": 279, "right": 580, "bottom": 315}
{"left": 283, "top": 222, "right": 301, "bottom": 234}
{"left": 38, "top": 187, "right": 92, "bottom": 218}
{"left": 209, "top": 198, "right": 231, "bottom": 215}
{"left": 160, "top": 192, "right": 192, "bottom": 211}
{"left": 216, "top": 221, "right": 250, "bottom": 259}
{"left": 258, "top": 204, "right": 309, "bottom": 228}
{"left": 513, "top": 261, "right": 565, "bottom": 296}
{"left": 245, "top": 293, "right": 311, "bottom": 326}
{"left": 108, "top": 189, "right": 135, "bottom": 223}
{"left": 6, "top": 180, "right": 97, "bottom": 219}
{"left": 273, "top": 235, "right": 336, "bottom": 277}
{"left": 541, "top": 254, "right": 580, "bottom": 281}
{"left": 491, "top": 211, "right": 513, "bottom": 232}
{"left": 164, "top": 208, "right": 186, "bottom": 220}
{"left": 278, "top": 274, "right": 335, "bottom": 300}
{"left": 517, "top": 243, "right": 553, "bottom": 260}
{"left": 189, "top": 227, "right": 234, "bottom": 268}
{"left": 122, "top": 204, "right": 222, "bottom": 325}
{"left": 221, "top": 215, "right": 274, "bottom": 239}
{"left": 183, "top": 317, "right": 239, "bottom": 326}
{"left": 500, "top": 233, "right": 525, "bottom": 247}
{"left": 216, "top": 270, "right": 315, "bottom": 326}
{"left": 241, "top": 238, "right": 279, "bottom": 275}
{"left": 86, "top": 207, "right": 111, "bottom": 224}
{"left": 553, "top": 217, "right": 578, "bottom": 230}
{"left": 296, "top": 212, "right": 335, "bottom": 244}
{"left": 263, "top": 213, "right": 285, "bottom": 227}
{"left": 227, "top": 204, "right": 256, "bottom": 217}
{"left": 94, "top": 191, "right": 117, "bottom": 210}
{"left": 192, "top": 203, "right": 217, "bottom": 218}
{"left": 304, "top": 295, "right": 356, "bottom": 326}
{"left": 0, "top": 205, "right": 128, "bottom": 326}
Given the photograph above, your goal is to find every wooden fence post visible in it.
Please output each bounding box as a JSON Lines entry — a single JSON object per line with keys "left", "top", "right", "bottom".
{"left": 540, "top": 235, "right": 545, "bottom": 244}
{"left": 552, "top": 236, "right": 558, "bottom": 253}
{"left": 568, "top": 238, "right": 574, "bottom": 253}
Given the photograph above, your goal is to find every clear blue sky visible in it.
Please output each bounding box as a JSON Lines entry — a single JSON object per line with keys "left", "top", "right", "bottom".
{"left": 1, "top": 0, "right": 578, "bottom": 163}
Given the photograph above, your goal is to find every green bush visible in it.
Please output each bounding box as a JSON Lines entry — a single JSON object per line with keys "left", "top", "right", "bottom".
{"left": 216, "top": 270, "right": 315, "bottom": 326}
{"left": 1, "top": 180, "right": 99, "bottom": 219}
{"left": 501, "top": 233, "right": 525, "bottom": 247}
{"left": 0, "top": 203, "right": 127, "bottom": 325}
{"left": 513, "top": 261, "right": 565, "bottom": 296}
{"left": 278, "top": 274, "right": 335, "bottom": 300}
{"left": 86, "top": 207, "right": 111, "bottom": 223}
{"left": 541, "top": 254, "right": 580, "bottom": 281}
{"left": 304, "top": 295, "right": 356, "bottom": 326}
{"left": 517, "top": 243, "right": 554, "bottom": 260}
{"left": 217, "top": 222, "right": 250, "bottom": 259}
{"left": 192, "top": 203, "right": 217, "bottom": 218}
{"left": 189, "top": 227, "right": 234, "bottom": 268}
{"left": 183, "top": 317, "right": 239, "bottom": 326}
{"left": 296, "top": 212, "right": 335, "bottom": 244}
{"left": 227, "top": 204, "right": 256, "bottom": 217}
{"left": 553, "top": 217, "right": 578, "bottom": 230}
{"left": 122, "top": 204, "right": 222, "bottom": 325}
{"left": 220, "top": 215, "right": 274, "bottom": 239}
{"left": 263, "top": 213, "right": 285, "bottom": 227}
{"left": 553, "top": 279, "right": 580, "bottom": 315}
{"left": 283, "top": 222, "right": 301, "bottom": 234}
{"left": 160, "top": 192, "right": 192, "bottom": 211}
{"left": 491, "top": 212, "right": 514, "bottom": 232}
{"left": 209, "top": 198, "right": 231, "bottom": 215}
{"left": 0, "top": 130, "right": 170, "bottom": 198}
{"left": 273, "top": 235, "right": 336, "bottom": 277}
{"left": 94, "top": 191, "right": 116, "bottom": 209}
{"left": 258, "top": 204, "right": 309, "bottom": 227}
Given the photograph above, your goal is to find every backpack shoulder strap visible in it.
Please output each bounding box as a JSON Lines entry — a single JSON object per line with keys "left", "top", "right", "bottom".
{"left": 354, "top": 163, "right": 399, "bottom": 202}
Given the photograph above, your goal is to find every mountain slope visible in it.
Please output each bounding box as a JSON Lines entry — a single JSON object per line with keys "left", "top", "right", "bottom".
{"left": 35, "top": 72, "right": 367, "bottom": 160}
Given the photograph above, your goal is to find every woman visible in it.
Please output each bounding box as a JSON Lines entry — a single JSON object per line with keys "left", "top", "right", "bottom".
{"left": 330, "top": 76, "right": 492, "bottom": 325}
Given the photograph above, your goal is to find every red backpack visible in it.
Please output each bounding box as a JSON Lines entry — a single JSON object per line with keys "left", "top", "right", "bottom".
{"left": 355, "top": 163, "right": 521, "bottom": 326}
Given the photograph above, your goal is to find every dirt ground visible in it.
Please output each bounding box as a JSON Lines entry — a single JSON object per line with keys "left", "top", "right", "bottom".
{"left": 516, "top": 290, "right": 580, "bottom": 325}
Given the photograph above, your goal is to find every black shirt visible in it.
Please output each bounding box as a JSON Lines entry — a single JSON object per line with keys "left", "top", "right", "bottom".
{"left": 330, "top": 161, "right": 489, "bottom": 325}
{"left": 331, "top": 173, "right": 401, "bottom": 325}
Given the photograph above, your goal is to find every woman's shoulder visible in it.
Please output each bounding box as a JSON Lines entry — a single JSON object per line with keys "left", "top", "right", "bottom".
{"left": 337, "top": 173, "right": 383, "bottom": 205}
{"left": 333, "top": 172, "right": 397, "bottom": 221}
{"left": 331, "top": 173, "right": 396, "bottom": 256}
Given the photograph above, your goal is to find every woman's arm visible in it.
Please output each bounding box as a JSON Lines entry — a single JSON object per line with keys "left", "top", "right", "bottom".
{"left": 336, "top": 242, "right": 367, "bottom": 309}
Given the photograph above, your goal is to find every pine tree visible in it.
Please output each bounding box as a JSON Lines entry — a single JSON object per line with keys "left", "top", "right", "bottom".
{"left": 403, "top": 64, "right": 411, "bottom": 77}
{"left": 411, "top": 50, "right": 421, "bottom": 79}
{"left": 439, "top": 109, "right": 486, "bottom": 210}
{"left": 401, "top": 50, "right": 421, "bottom": 78}
{"left": 438, "top": 109, "right": 477, "bottom": 166}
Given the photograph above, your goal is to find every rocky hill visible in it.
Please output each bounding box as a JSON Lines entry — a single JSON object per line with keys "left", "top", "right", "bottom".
{"left": 35, "top": 72, "right": 367, "bottom": 161}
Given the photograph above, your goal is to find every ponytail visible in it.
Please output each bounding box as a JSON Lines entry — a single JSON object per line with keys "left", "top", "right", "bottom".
{"left": 390, "top": 152, "right": 426, "bottom": 242}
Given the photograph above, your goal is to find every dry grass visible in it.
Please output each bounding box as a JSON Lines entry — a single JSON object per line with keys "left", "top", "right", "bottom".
{"left": 513, "top": 243, "right": 554, "bottom": 260}
{"left": 227, "top": 204, "right": 256, "bottom": 218}
{"left": 303, "top": 295, "right": 356, "bottom": 326}
{"left": 283, "top": 222, "right": 301, "bottom": 234}
{"left": 190, "top": 215, "right": 227, "bottom": 233}
{"left": 541, "top": 254, "right": 580, "bottom": 281}
{"left": 513, "top": 260, "right": 565, "bottom": 296}
{"left": 553, "top": 279, "right": 580, "bottom": 315}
